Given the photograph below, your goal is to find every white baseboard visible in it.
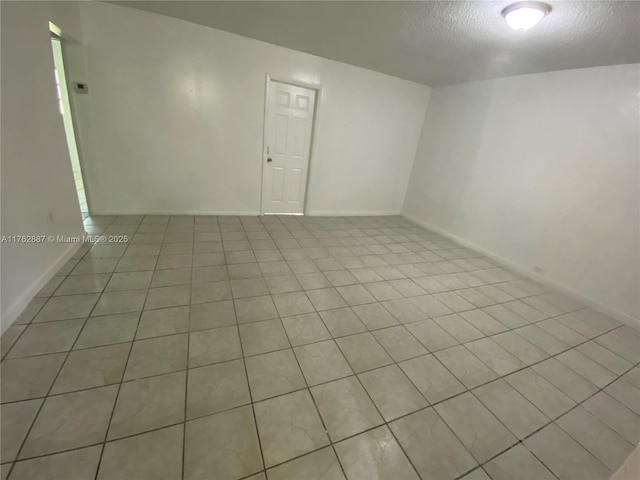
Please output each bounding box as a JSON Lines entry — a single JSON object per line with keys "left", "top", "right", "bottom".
{"left": 92, "top": 210, "right": 403, "bottom": 218}
{"left": 92, "top": 211, "right": 262, "bottom": 216}
{"left": 1, "top": 238, "right": 84, "bottom": 335}
{"left": 402, "top": 213, "right": 640, "bottom": 329}
{"left": 306, "top": 211, "right": 401, "bottom": 217}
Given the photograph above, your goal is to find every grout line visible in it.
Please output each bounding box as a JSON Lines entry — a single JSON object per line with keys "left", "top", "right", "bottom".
{"left": 0, "top": 298, "right": 623, "bottom": 390}
{"left": 178, "top": 215, "right": 196, "bottom": 480}
{"left": 3, "top": 219, "right": 123, "bottom": 478}
{"left": 225, "top": 214, "right": 269, "bottom": 479}
{"left": 2, "top": 214, "right": 637, "bottom": 480}
{"left": 466, "top": 357, "right": 640, "bottom": 479}
{"left": 258, "top": 222, "right": 349, "bottom": 480}
{"left": 2, "top": 320, "right": 631, "bottom": 420}
{"left": 90, "top": 220, "right": 147, "bottom": 480}
{"left": 5, "top": 216, "right": 133, "bottom": 479}
{"left": 267, "top": 226, "right": 475, "bottom": 479}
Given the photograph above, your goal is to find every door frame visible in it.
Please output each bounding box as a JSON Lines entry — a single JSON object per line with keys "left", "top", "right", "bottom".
{"left": 50, "top": 23, "right": 93, "bottom": 215}
{"left": 260, "top": 74, "right": 322, "bottom": 216}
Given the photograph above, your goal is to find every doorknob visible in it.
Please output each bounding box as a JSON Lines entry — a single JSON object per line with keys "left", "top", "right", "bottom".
{"left": 267, "top": 158, "right": 272, "bottom": 163}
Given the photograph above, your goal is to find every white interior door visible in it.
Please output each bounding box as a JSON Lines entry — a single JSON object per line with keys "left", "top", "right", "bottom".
{"left": 262, "top": 80, "right": 316, "bottom": 214}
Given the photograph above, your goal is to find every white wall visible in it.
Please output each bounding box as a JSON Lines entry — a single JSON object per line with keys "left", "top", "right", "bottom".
{"left": 1, "top": 1, "right": 86, "bottom": 332}
{"left": 403, "top": 64, "right": 640, "bottom": 323}
{"left": 72, "top": 2, "right": 430, "bottom": 216}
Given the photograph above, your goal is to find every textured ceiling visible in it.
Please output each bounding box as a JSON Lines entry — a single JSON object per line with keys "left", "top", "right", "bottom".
{"left": 112, "top": 1, "right": 640, "bottom": 86}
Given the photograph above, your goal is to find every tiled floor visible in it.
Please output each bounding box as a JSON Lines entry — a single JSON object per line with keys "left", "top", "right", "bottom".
{"left": 1, "top": 214, "right": 639, "bottom": 480}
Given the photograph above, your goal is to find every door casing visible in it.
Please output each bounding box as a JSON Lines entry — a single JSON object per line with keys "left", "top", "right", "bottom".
{"left": 260, "top": 74, "right": 322, "bottom": 216}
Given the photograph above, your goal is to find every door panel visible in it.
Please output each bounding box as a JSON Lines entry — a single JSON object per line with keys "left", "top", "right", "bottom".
{"left": 271, "top": 167, "right": 285, "bottom": 202}
{"left": 274, "top": 114, "right": 288, "bottom": 155}
{"left": 277, "top": 91, "right": 290, "bottom": 107}
{"left": 295, "top": 95, "right": 309, "bottom": 111}
{"left": 289, "top": 168, "right": 303, "bottom": 202}
{"left": 292, "top": 117, "right": 307, "bottom": 157}
{"left": 262, "top": 81, "right": 316, "bottom": 214}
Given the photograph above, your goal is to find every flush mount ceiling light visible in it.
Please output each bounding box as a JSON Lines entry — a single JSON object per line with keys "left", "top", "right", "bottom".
{"left": 502, "top": 1, "right": 552, "bottom": 31}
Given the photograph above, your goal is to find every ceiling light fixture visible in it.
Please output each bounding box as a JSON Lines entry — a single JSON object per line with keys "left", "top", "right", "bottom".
{"left": 502, "top": 1, "right": 552, "bottom": 31}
